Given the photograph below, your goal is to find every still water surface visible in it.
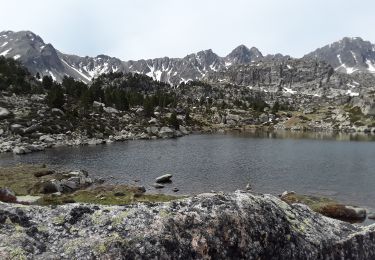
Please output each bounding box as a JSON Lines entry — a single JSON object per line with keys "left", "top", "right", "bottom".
{"left": 0, "top": 132, "right": 374, "bottom": 210}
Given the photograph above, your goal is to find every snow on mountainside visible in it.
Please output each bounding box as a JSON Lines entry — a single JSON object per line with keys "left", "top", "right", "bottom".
{"left": 1, "top": 31, "right": 375, "bottom": 85}
{"left": 305, "top": 37, "right": 375, "bottom": 74}
{"left": 0, "top": 30, "right": 285, "bottom": 84}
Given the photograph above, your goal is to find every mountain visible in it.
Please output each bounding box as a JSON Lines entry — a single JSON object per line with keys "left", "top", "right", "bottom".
{"left": 225, "top": 45, "right": 263, "bottom": 65}
{"left": 1, "top": 31, "right": 375, "bottom": 85}
{"left": 304, "top": 37, "right": 375, "bottom": 74}
{"left": 0, "top": 30, "right": 282, "bottom": 84}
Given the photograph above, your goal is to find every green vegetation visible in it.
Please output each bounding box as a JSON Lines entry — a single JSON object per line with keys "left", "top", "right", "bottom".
{"left": 0, "top": 164, "right": 180, "bottom": 206}
{"left": 37, "top": 185, "right": 179, "bottom": 206}
{"left": 0, "top": 56, "right": 36, "bottom": 94}
{"left": 281, "top": 193, "right": 365, "bottom": 222}
{"left": 0, "top": 164, "right": 54, "bottom": 195}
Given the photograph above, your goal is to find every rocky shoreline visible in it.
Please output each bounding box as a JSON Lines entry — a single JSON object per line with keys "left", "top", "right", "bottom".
{"left": 1, "top": 165, "right": 375, "bottom": 258}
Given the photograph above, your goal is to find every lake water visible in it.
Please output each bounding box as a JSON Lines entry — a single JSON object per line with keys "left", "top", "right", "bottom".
{"left": 1, "top": 131, "right": 375, "bottom": 212}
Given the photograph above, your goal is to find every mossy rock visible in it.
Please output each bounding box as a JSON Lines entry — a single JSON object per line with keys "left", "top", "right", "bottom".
{"left": 281, "top": 193, "right": 366, "bottom": 222}
{"left": 37, "top": 185, "right": 180, "bottom": 206}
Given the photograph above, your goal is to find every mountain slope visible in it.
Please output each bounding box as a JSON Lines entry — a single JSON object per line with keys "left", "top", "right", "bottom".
{"left": 0, "top": 30, "right": 280, "bottom": 84}
{"left": 304, "top": 37, "right": 375, "bottom": 74}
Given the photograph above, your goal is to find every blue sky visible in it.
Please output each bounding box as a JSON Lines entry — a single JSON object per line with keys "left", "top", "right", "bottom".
{"left": 1, "top": 0, "right": 374, "bottom": 60}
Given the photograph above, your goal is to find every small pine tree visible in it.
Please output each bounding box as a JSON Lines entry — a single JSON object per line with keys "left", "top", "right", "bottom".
{"left": 46, "top": 85, "right": 65, "bottom": 109}
{"left": 143, "top": 96, "right": 154, "bottom": 117}
{"left": 42, "top": 75, "right": 53, "bottom": 89}
{"left": 168, "top": 112, "right": 179, "bottom": 130}
{"left": 272, "top": 101, "right": 280, "bottom": 114}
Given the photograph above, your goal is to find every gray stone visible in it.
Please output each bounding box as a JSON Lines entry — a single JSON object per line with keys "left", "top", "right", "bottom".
{"left": 0, "top": 107, "right": 10, "bottom": 119}
{"left": 104, "top": 106, "right": 119, "bottom": 114}
{"left": 344, "top": 206, "right": 367, "bottom": 220}
{"left": 12, "top": 146, "right": 31, "bottom": 155}
{"left": 39, "top": 135, "right": 55, "bottom": 143}
{"left": 156, "top": 174, "right": 173, "bottom": 183}
{"left": 0, "top": 187, "right": 17, "bottom": 203}
{"left": 51, "top": 108, "right": 65, "bottom": 116}
{"left": 0, "top": 192, "right": 375, "bottom": 259}
{"left": 152, "top": 183, "right": 165, "bottom": 189}
{"left": 10, "top": 124, "right": 23, "bottom": 133}
{"left": 158, "top": 127, "right": 175, "bottom": 138}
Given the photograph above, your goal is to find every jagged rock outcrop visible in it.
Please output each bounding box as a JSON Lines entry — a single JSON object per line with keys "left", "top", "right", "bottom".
{"left": 305, "top": 37, "right": 375, "bottom": 74}
{"left": 0, "top": 191, "right": 374, "bottom": 259}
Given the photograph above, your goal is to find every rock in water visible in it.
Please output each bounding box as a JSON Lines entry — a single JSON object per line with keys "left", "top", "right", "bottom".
{"left": 0, "top": 192, "right": 375, "bottom": 259}
{"left": 155, "top": 174, "right": 173, "bottom": 183}
{"left": 152, "top": 183, "right": 165, "bottom": 189}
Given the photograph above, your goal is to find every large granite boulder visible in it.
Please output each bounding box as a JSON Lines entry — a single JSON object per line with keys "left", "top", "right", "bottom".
{"left": 0, "top": 191, "right": 374, "bottom": 259}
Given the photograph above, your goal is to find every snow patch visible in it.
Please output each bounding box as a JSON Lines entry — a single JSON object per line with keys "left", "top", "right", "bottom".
{"left": 62, "top": 59, "right": 91, "bottom": 82}
{"left": 283, "top": 87, "right": 297, "bottom": 94}
{"left": 337, "top": 54, "right": 342, "bottom": 64}
{"left": 48, "top": 71, "right": 56, "bottom": 81}
{"left": 210, "top": 64, "right": 218, "bottom": 72}
{"left": 350, "top": 51, "right": 358, "bottom": 63}
{"left": 365, "top": 59, "right": 375, "bottom": 73}
{"left": 287, "top": 65, "right": 292, "bottom": 69}
{"left": 0, "top": 42, "right": 8, "bottom": 47}
{"left": 346, "top": 89, "right": 359, "bottom": 97}
{"left": 0, "top": 48, "right": 12, "bottom": 56}
{"left": 13, "top": 54, "right": 21, "bottom": 60}
{"left": 154, "top": 70, "right": 162, "bottom": 81}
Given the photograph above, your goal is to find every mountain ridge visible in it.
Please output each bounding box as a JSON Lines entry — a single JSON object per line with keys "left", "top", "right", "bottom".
{"left": 1, "top": 30, "right": 375, "bottom": 84}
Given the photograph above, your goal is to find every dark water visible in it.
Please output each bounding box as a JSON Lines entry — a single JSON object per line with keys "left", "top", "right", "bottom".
{"left": 1, "top": 132, "right": 375, "bottom": 212}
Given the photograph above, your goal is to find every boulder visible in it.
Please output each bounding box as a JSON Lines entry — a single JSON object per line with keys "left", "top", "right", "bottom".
{"left": 0, "top": 188, "right": 17, "bottom": 203}
{"left": 87, "top": 139, "right": 104, "bottom": 145}
{"left": 156, "top": 174, "right": 173, "bottom": 183}
{"left": 146, "top": 126, "right": 159, "bottom": 135}
{"left": 0, "top": 107, "right": 10, "bottom": 119}
{"left": 93, "top": 101, "right": 105, "bottom": 108}
{"left": 39, "top": 135, "right": 55, "bottom": 143}
{"left": 10, "top": 124, "right": 23, "bottom": 133}
{"left": 148, "top": 117, "right": 158, "bottom": 124}
{"left": 179, "top": 125, "right": 189, "bottom": 135}
{"left": 12, "top": 146, "right": 31, "bottom": 155}
{"left": 104, "top": 107, "right": 119, "bottom": 114}
{"left": 158, "top": 127, "right": 175, "bottom": 138}
{"left": 1, "top": 192, "right": 375, "bottom": 259}
{"left": 226, "top": 114, "right": 241, "bottom": 122}
{"left": 51, "top": 108, "right": 65, "bottom": 116}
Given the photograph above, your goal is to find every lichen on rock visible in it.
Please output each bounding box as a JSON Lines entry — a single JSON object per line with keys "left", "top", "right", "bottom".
{"left": 0, "top": 191, "right": 375, "bottom": 259}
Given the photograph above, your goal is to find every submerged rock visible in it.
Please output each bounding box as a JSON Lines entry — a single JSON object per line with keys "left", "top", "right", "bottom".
{"left": 0, "top": 192, "right": 374, "bottom": 259}
{"left": 152, "top": 183, "right": 165, "bottom": 189}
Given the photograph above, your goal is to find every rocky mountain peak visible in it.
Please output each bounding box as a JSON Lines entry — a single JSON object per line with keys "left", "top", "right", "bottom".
{"left": 226, "top": 45, "right": 263, "bottom": 65}
{"left": 304, "top": 37, "right": 375, "bottom": 74}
